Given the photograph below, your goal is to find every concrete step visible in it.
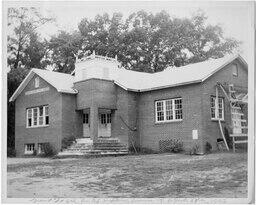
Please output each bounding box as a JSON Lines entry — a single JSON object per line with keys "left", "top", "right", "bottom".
{"left": 76, "top": 138, "right": 93, "bottom": 144}
{"left": 92, "top": 147, "right": 127, "bottom": 151}
{"left": 69, "top": 145, "right": 92, "bottom": 148}
{"left": 57, "top": 137, "right": 128, "bottom": 158}
{"left": 93, "top": 144, "right": 126, "bottom": 148}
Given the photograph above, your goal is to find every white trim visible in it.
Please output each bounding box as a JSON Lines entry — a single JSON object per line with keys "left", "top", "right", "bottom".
{"left": 9, "top": 69, "right": 35, "bottom": 102}
{"left": 210, "top": 96, "right": 224, "bottom": 121}
{"left": 26, "top": 105, "right": 49, "bottom": 128}
{"left": 9, "top": 69, "right": 77, "bottom": 102}
{"left": 57, "top": 89, "right": 78, "bottom": 94}
{"left": 155, "top": 98, "right": 183, "bottom": 123}
{"left": 201, "top": 54, "right": 247, "bottom": 82}
{"left": 24, "top": 143, "right": 35, "bottom": 155}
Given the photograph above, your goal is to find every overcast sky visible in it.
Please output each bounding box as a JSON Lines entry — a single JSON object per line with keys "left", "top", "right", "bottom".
{"left": 6, "top": 1, "right": 254, "bottom": 61}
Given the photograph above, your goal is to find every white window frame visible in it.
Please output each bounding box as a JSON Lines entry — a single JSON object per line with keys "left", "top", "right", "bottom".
{"left": 24, "top": 143, "right": 35, "bottom": 155}
{"left": 35, "top": 77, "right": 40, "bottom": 88}
{"left": 211, "top": 96, "right": 224, "bottom": 121}
{"left": 155, "top": 98, "right": 183, "bottom": 123}
{"left": 26, "top": 105, "right": 49, "bottom": 128}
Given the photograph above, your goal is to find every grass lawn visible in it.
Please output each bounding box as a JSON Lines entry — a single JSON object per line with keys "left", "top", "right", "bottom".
{"left": 7, "top": 152, "right": 247, "bottom": 198}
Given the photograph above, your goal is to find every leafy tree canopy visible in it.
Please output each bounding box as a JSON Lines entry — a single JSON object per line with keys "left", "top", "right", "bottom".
{"left": 71, "top": 10, "right": 239, "bottom": 73}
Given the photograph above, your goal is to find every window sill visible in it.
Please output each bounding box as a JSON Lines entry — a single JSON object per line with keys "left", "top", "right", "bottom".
{"left": 24, "top": 152, "right": 34, "bottom": 155}
{"left": 26, "top": 125, "right": 49, "bottom": 129}
{"left": 211, "top": 118, "right": 225, "bottom": 122}
{"left": 155, "top": 119, "right": 183, "bottom": 124}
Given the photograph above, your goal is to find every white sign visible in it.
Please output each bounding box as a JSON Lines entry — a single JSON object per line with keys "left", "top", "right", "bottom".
{"left": 192, "top": 129, "right": 198, "bottom": 140}
{"left": 25, "top": 87, "right": 49, "bottom": 95}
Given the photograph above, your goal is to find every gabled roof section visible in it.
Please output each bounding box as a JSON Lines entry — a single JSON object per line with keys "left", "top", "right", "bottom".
{"left": 9, "top": 68, "right": 77, "bottom": 102}
{"left": 113, "top": 54, "right": 247, "bottom": 92}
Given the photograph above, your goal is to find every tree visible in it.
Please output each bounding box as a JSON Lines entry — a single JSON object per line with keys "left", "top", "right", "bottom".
{"left": 7, "top": 7, "right": 54, "bottom": 149}
{"left": 7, "top": 7, "right": 54, "bottom": 70}
{"left": 47, "top": 31, "right": 83, "bottom": 73}
{"left": 76, "top": 10, "right": 239, "bottom": 73}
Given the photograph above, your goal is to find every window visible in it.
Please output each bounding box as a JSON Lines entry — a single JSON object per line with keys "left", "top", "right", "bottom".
{"left": 44, "top": 106, "right": 49, "bottom": 125}
{"left": 26, "top": 105, "right": 49, "bottom": 128}
{"left": 107, "top": 113, "right": 111, "bottom": 123}
{"left": 100, "top": 113, "right": 111, "bottom": 124}
{"left": 83, "top": 113, "right": 89, "bottom": 124}
{"left": 35, "top": 77, "right": 40, "bottom": 88}
{"left": 25, "top": 144, "right": 35, "bottom": 154}
{"left": 211, "top": 96, "right": 224, "bottom": 120}
{"left": 155, "top": 98, "right": 183, "bottom": 122}
{"left": 233, "top": 64, "right": 238, "bottom": 76}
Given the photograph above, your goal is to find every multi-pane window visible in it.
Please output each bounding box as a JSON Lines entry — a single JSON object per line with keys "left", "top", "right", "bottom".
{"left": 211, "top": 96, "right": 224, "bottom": 120}
{"left": 45, "top": 106, "right": 49, "bottom": 125}
{"left": 83, "top": 113, "right": 89, "bottom": 124}
{"left": 155, "top": 98, "right": 183, "bottom": 122}
{"left": 24, "top": 143, "right": 35, "bottom": 154}
{"left": 26, "top": 105, "right": 49, "bottom": 128}
{"left": 156, "top": 101, "right": 164, "bottom": 121}
{"left": 100, "top": 113, "right": 111, "bottom": 124}
{"left": 107, "top": 113, "right": 111, "bottom": 123}
{"left": 175, "top": 99, "right": 183, "bottom": 119}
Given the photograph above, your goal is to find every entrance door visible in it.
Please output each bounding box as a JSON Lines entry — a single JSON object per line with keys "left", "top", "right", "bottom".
{"left": 231, "top": 106, "right": 242, "bottom": 134}
{"left": 98, "top": 113, "right": 111, "bottom": 137}
{"left": 83, "top": 113, "right": 90, "bottom": 138}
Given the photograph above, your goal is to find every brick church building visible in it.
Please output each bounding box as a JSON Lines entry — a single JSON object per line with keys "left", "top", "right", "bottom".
{"left": 9, "top": 54, "right": 248, "bottom": 156}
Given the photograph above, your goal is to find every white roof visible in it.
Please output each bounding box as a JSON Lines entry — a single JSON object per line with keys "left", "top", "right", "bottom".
{"left": 33, "top": 69, "right": 76, "bottom": 93}
{"left": 9, "top": 54, "right": 247, "bottom": 102}
{"left": 114, "top": 54, "right": 247, "bottom": 91}
{"left": 9, "top": 69, "right": 77, "bottom": 102}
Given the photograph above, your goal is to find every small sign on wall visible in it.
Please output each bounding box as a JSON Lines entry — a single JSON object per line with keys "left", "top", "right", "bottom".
{"left": 192, "top": 129, "right": 198, "bottom": 140}
{"left": 25, "top": 87, "right": 49, "bottom": 95}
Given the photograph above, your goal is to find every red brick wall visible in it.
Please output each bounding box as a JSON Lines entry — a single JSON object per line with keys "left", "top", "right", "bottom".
{"left": 138, "top": 83, "right": 204, "bottom": 152}
{"left": 201, "top": 59, "right": 248, "bottom": 151}
{"left": 15, "top": 74, "right": 63, "bottom": 156}
{"left": 74, "top": 79, "right": 117, "bottom": 110}
{"left": 111, "top": 87, "right": 138, "bottom": 147}
{"left": 61, "top": 93, "right": 83, "bottom": 140}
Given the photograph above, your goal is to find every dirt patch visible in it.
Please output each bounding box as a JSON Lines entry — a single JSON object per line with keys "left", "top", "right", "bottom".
{"left": 7, "top": 152, "right": 247, "bottom": 198}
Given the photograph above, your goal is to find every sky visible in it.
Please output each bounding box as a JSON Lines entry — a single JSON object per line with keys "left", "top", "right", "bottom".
{"left": 5, "top": 1, "right": 254, "bottom": 61}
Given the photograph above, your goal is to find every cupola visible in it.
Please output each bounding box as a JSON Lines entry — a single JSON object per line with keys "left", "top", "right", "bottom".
{"left": 74, "top": 51, "right": 121, "bottom": 82}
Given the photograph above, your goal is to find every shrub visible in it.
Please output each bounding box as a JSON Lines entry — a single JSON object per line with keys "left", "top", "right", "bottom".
{"left": 7, "top": 147, "right": 16, "bottom": 157}
{"left": 62, "top": 135, "right": 76, "bottom": 149}
{"left": 33, "top": 149, "right": 37, "bottom": 156}
{"left": 42, "top": 143, "right": 57, "bottom": 157}
{"left": 205, "top": 142, "right": 212, "bottom": 153}
{"left": 186, "top": 143, "right": 200, "bottom": 155}
{"left": 159, "top": 138, "right": 183, "bottom": 153}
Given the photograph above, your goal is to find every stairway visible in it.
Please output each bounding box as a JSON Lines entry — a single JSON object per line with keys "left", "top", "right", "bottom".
{"left": 57, "top": 137, "right": 129, "bottom": 158}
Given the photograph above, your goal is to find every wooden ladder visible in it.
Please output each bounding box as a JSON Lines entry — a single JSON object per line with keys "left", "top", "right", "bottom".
{"left": 230, "top": 103, "right": 248, "bottom": 152}
{"left": 216, "top": 83, "right": 248, "bottom": 152}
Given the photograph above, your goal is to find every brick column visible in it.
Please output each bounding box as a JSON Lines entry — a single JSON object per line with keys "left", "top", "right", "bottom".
{"left": 90, "top": 106, "right": 98, "bottom": 142}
